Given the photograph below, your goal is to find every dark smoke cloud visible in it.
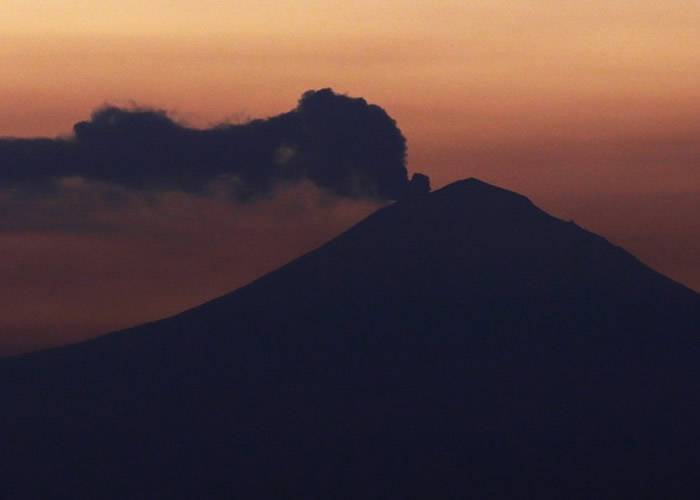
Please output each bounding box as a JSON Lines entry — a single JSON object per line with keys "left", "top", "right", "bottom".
{"left": 0, "top": 89, "right": 431, "bottom": 355}
{"left": 0, "top": 88, "right": 429, "bottom": 201}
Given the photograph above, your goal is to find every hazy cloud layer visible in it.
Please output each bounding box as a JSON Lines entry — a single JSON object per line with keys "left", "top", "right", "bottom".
{"left": 0, "top": 182, "right": 382, "bottom": 356}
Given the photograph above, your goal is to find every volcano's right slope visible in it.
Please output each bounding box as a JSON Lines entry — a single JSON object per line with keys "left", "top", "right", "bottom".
{"left": 3, "top": 178, "right": 700, "bottom": 499}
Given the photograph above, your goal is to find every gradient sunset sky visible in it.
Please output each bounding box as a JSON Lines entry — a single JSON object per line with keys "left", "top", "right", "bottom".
{"left": 1, "top": 0, "right": 698, "bottom": 354}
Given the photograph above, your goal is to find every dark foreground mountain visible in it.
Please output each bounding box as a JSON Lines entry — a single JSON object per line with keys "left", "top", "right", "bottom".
{"left": 3, "top": 179, "right": 699, "bottom": 499}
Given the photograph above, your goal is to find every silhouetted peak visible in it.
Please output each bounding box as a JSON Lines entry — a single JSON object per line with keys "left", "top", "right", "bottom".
{"left": 435, "top": 177, "right": 526, "bottom": 199}
{"left": 346, "top": 177, "right": 549, "bottom": 254}
{"left": 414, "top": 178, "right": 537, "bottom": 218}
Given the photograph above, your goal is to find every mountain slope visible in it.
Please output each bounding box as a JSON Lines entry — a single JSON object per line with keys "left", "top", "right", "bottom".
{"left": 3, "top": 178, "right": 700, "bottom": 499}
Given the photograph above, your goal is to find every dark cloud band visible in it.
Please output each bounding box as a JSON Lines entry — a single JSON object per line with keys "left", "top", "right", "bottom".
{"left": 0, "top": 89, "right": 429, "bottom": 201}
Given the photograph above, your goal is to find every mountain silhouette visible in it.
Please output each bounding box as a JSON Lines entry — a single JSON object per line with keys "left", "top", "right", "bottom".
{"left": 3, "top": 178, "right": 699, "bottom": 499}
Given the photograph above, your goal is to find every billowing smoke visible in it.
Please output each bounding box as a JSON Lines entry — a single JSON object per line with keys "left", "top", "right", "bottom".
{"left": 0, "top": 88, "right": 429, "bottom": 201}
{"left": 0, "top": 89, "right": 431, "bottom": 355}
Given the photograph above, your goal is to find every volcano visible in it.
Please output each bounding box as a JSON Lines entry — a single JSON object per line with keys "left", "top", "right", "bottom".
{"left": 3, "top": 178, "right": 699, "bottom": 499}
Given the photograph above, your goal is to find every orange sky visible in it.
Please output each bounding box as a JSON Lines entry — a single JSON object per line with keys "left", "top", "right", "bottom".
{"left": 0, "top": 1, "right": 698, "bottom": 354}
{"left": 2, "top": 1, "right": 699, "bottom": 188}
